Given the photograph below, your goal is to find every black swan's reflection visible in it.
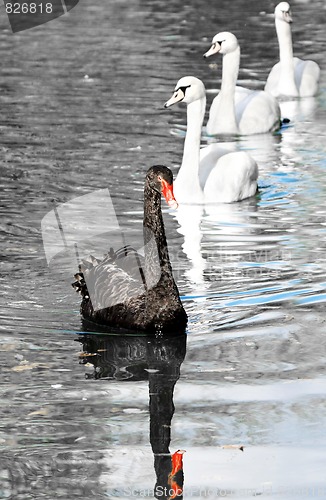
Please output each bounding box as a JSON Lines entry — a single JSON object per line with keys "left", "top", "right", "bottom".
{"left": 78, "top": 333, "right": 187, "bottom": 499}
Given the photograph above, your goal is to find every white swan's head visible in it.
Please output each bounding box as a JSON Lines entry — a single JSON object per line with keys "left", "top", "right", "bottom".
{"left": 275, "top": 2, "right": 292, "bottom": 24}
{"left": 164, "top": 76, "right": 205, "bottom": 107}
{"left": 203, "top": 32, "right": 239, "bottom": 58}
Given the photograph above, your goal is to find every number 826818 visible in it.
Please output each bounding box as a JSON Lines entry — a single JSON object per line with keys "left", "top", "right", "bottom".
{"left": 5, "top": 2, "right": 53, "bottom": 14}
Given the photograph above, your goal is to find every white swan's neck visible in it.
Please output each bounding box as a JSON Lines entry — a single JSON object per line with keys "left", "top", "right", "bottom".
{"left": 275, "top": 18, "right": 298, "bottom": 96}
{"left": 218, "top": 47, "right": 240, "bottom": 133}
{"left": 175, "top": 98, "right": 206, "bottom": 203}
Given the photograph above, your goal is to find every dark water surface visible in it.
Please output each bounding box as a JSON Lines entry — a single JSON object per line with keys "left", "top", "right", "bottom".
{"left": 0, "top": 0, "right": 326, "bottom": 498}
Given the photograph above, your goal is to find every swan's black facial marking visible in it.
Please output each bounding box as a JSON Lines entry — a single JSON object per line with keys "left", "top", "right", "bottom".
{"left": 204, "top": 41, "right": 223, "bottom": 58}
{"left": 164, "top": 85, "right": 191, "bottom": 108}
{"left": 281, "top": 9, "right": 292, "bottom": 22}
{"left": 213, "top": 40, "right": 224, "bottom": 49}
{"left": 174, "top": 84, "right": 191, "bottom": 100}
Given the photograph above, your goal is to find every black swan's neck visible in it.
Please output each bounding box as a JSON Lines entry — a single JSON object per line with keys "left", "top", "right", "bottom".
{"left": 143, "top": 184, "right": 174, "bottom": 282}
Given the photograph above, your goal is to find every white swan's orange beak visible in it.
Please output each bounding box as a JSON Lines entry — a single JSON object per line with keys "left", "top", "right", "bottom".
{"left": 161, "top": 180, "right": 178, "bottom": 209}
{"left": 284, "top": 10, "right": 292, "bottom": 23}
{"left": 164, "top": 88, "right": 185, "bottom": 108}
{"left": 203, "top": 42, "right": 221, "bottom": 58}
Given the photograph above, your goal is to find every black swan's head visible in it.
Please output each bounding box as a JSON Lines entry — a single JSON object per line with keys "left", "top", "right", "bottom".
{"left": 146, "top": 165, "right": 178, "bottom": 209}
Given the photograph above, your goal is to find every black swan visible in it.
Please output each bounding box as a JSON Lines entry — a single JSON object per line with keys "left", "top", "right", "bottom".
{"left": 72, "top": 166, "right": 188, "bottom": 334}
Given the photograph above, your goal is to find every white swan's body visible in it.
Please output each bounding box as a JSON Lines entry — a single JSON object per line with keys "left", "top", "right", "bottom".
{"left": 265, "top": 2, "right": 320, "bottom": 98}
{"left": 164, "top": 76, "right": 258, "bottom": 204}
{"left": 204, "top": 32, "right": 281, "bottom": 136}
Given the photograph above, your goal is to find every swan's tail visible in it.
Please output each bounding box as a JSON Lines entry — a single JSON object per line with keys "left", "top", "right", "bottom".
{"left": 72, "top": 253, "right": 106, "bottom": 299}
{"left": 72, "top": 271, "right": 89, "bottom": 299}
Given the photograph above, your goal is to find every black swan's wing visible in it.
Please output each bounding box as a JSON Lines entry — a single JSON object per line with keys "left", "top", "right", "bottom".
{"left": 72, "top": 246, "right": 147, "bottom": 311}
{"left": 113, "top": 245, "right": 146, "bottom": 281}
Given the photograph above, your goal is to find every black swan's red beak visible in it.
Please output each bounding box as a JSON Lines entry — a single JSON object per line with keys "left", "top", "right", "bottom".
{"left": 168, "top": 450, "right": 186, "bottom": 499}
{"left": 170, "top": 449, "right": 185, "bottom": 476}
{"left": 161, "top": 179, "right": 178, "bottom": 209}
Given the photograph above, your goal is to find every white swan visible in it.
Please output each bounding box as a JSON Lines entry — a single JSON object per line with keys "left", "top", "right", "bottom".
{"left": 265, "top": 2, "right": 320, "bottom": 97}
{"left": 164, "top": 76, "right": 258, "bottom": 204}
{"left": 203, "top": 32, "right": 281, "bottom": 136}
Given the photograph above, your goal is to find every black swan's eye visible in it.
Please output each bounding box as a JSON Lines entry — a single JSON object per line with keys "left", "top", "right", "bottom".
{"left": 157, "top": 175, "right": 163, "bottom": 181}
